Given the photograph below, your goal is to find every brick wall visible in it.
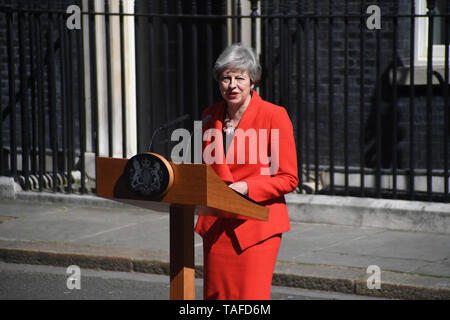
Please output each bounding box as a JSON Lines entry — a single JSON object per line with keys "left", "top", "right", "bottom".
{"left": 1, "top": 0, "right": 448, "bottom": 175}
{"left": 261, "top": 0, "right": 449, "bottom": 171}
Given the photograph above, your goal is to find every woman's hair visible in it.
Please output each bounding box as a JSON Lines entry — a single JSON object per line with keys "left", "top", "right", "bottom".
{"left": 213, "top": 43, "right": 261, "bottom": 83}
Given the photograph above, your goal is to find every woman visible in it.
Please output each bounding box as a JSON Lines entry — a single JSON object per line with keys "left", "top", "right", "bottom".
{"left": 195, "top": 43, "right": 299, "bottom": 300}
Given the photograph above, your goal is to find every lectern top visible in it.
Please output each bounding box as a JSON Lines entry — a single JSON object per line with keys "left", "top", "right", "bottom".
{"left": 96, "top": 155, "right": 269, "bottom": 221}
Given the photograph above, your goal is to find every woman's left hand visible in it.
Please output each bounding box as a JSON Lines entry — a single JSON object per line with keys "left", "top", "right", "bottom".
{"left": 228, "top": 181, "right": 248, "bottom": 195}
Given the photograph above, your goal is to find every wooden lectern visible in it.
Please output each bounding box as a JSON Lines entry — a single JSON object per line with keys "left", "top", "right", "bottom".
{"left": 96, "top": 154, "right": 269, "bottom": 300}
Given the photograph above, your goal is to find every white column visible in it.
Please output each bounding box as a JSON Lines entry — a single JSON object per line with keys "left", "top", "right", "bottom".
{"left": 122, "top": 0, "right": 138, "bottom": 158}
{"left": 227, "top": 0, "right": 232, "bottom": 45}
{"left": 109, "top": 0, "right": 123, "bottom": 158}
{"left": 240, "top": 0, "right": 261, "bottom": 56}
{"left": 94, "top": 0, "right": 109, "bottom": 157}
{"left": 82, "top": 0, "right": 96, "bottom": 180}
{"left": 226, "top": 0, "right": 261, "bottom": 56}
{"left": 82, "top": 0, "right": 92, "bottom": 154}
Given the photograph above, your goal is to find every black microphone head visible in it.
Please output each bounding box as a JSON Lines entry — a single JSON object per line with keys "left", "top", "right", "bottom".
{"left": 180, "top": 114, "right": 191, "bottom": 122}
{"left": 161, "top": 114, "right": 191, "bottom": 129}
{"left": 149, "top": 114, "right": 191, "bottom": 152}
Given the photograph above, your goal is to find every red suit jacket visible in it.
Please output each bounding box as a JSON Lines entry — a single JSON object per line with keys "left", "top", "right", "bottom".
{"left": 195, "top": 91, "right": 299, "bottom": 251}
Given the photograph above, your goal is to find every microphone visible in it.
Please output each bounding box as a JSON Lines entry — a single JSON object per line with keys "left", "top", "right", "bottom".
{"left": 161, "top": 114, "right": 190, "bottom": 130}
{"left": 148, "top": 114, "right": 191, "bottom": 152}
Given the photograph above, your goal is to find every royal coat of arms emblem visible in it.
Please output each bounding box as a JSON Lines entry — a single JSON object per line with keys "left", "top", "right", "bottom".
{"left": 125, "top": 153, "right": 173, "bottom": 199}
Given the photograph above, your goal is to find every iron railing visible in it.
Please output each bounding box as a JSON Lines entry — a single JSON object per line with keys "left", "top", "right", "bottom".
{"left": 1, "top": 1, "right": 86, "bottom": 193}
{"left": 0, "top": 0, "right": 449, "bottom": 202}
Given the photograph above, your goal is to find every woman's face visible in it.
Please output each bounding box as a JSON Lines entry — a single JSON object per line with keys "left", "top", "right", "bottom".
{"left": 219, "top": 69, "right": 254, "bottom": 109}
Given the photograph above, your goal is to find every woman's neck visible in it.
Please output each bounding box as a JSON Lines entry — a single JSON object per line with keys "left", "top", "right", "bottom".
{"left": 227, "top": 104, "right": 246, "bottom": 122}
{"left": 226, "top": 93, "right": 252, "bottom": 121}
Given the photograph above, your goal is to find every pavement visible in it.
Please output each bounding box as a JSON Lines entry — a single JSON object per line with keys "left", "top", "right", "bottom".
{"left": 0, "top": 190, "right": 450, "bottom": 300}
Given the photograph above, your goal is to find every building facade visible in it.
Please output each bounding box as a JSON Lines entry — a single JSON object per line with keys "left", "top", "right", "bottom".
{"left": 0, "top": 0, "right": 449, "bottom": 201}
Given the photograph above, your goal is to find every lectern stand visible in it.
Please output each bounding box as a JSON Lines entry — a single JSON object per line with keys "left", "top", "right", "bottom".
{"left": 96, "top": 154, "right": 269, "bottom": 300}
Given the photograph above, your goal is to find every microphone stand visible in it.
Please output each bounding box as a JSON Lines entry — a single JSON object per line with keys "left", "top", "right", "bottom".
{"left": 148, "top": 114, "right": 191, "bottom": 153}
{"left": 182, "top": 114, "right": 212, "bottom": 163}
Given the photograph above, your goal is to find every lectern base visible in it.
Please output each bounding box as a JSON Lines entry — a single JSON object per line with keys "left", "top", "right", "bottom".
{"left": 170, "top": 204, "right": 195, "bottom": 300}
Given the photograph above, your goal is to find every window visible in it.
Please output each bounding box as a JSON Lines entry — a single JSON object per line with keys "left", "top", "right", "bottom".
{"left": 415, "top": 0, "right": 449, "bottom": 66}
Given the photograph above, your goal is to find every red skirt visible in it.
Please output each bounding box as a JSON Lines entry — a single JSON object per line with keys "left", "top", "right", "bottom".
{"left": 202, "top": 220, "right": 282, "bottom": 300}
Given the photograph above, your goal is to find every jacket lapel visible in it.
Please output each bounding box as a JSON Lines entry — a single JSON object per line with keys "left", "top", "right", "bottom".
{"left": 233, "top": 90, "right": 260, "bottom": 133}
{"left": 224, "top": 90, "right": 261, "bottom": 170}
{"left": 195, "top": 93, "right": 261, "bottom": 237}
{"left": 203, "top": 102, "right": 234, "bottom": 184}
{"left": 202, "top": 91, "right": 261, "bottom": 182}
